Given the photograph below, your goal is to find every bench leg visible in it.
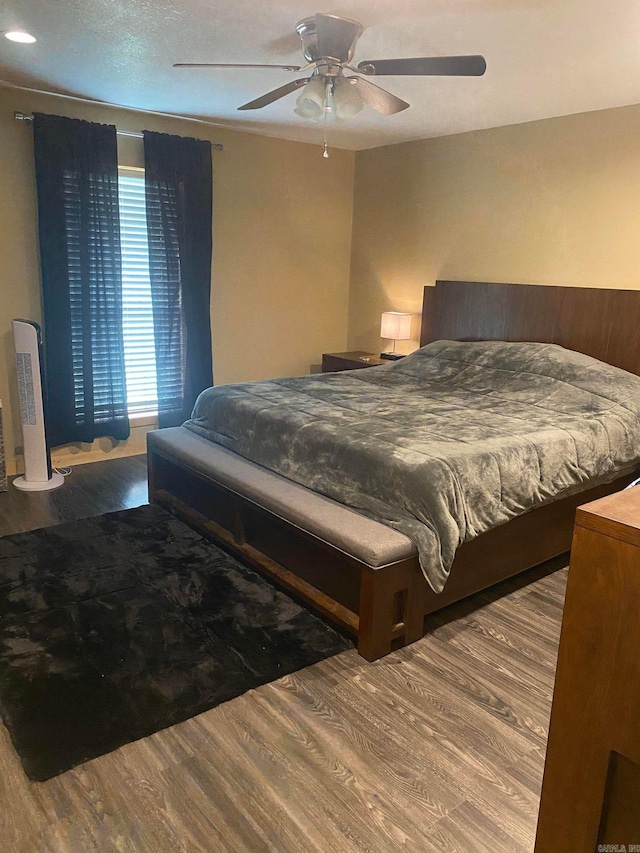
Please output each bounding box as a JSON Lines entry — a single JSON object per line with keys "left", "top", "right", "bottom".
{"left": 358, "top": 560, "right": 425, "bottom": 661}
{"left": 358, "top": 570, "right": 395, "bottom": 660}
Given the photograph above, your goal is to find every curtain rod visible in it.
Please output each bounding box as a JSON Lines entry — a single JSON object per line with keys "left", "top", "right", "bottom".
{"left": 14, "top": 111, "right": 224, "bottom": 151}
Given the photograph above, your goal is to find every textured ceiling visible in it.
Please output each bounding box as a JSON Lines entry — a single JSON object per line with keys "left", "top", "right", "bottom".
{"left": 1, "top": 0, "right": 640, "bottom": 150}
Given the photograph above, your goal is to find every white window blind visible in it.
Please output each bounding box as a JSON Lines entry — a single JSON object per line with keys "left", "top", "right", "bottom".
{"left": 117, "top": 168, "right": 158, "bottom": 416}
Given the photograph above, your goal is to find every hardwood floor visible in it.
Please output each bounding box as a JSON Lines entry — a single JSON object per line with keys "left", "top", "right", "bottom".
{"left": 0, "top": 455, "right": 149, "bottom": 537}
{"left": 0, "top": 455, "right": 564, "bottom": 852}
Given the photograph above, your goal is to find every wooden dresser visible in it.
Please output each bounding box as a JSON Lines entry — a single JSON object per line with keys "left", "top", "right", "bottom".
{"left": 535, "top": 485, "right": 640, "bottom": 851}
{"left": 0, "top": 399, "right": 6, "bottom": 492}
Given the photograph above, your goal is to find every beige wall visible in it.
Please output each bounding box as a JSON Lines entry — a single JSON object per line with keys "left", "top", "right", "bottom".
{"left": 0, "top": 86, "right": 354, "bottom": 475}
{"left": 348, "top": 103, "right": 640, "bottom": 354}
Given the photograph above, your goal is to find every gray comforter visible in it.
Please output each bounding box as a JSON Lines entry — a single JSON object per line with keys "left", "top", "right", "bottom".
{"left": 185, "top": 341, "right": 640, "bottom": 592}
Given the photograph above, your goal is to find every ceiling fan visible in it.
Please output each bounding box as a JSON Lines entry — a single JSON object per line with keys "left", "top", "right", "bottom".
{"left": 175, "top": 13, "right": 486, "bottom": 154}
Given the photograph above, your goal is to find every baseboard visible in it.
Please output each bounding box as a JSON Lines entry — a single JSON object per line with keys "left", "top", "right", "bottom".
{"left": 51, "top": 442, "right": 148, "bottom": 469}
{"left": 9, "top": 418, "right": 156, "bottom": 476}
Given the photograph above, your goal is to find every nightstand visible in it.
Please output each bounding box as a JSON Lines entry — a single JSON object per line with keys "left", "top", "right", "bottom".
{"left": 321, "top": 351, "right": 387, "bottom": 373}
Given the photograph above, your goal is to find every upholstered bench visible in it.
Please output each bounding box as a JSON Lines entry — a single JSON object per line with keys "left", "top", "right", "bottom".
{"left": 147, "top": 426, "right": 422, "bottom": 659}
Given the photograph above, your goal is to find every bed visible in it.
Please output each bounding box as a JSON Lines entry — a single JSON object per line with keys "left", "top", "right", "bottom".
{"left": 147, "top": 280, "right": 640, "bottom": 660}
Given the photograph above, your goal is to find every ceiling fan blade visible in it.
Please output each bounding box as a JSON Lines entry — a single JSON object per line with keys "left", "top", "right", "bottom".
{"left": 357, "top": 55, "right": 487, "bottom": 77}
{"left": 349, "top": 77, "right": 409, "bottom": 116}
{"left": 174, "top": 63, "right": 302, "bottom": 71}
{"left": 237, "top": 78, "right": 309, "bottom": 111}
{"left": 315, "top": 13, "right": 363, "bottom": 62}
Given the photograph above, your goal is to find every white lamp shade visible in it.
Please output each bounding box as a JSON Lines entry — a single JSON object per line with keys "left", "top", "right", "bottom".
{"left": 294, "top": 76, "right": 326, "bottom": 121}
{"left": 380, "top": 312, "right": 412, "bottom": 341}
{"left": 332, "top": 78, "right": 364, "bottom": 119}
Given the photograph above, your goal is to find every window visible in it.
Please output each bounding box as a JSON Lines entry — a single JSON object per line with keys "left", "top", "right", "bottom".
{"left": 117, "top": 168, "right": 158, "bottom": 417}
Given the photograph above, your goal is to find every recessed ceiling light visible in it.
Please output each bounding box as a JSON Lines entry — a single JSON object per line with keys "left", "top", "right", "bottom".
{"left": 5, "top": 31, "right": 37, "bottom": 44}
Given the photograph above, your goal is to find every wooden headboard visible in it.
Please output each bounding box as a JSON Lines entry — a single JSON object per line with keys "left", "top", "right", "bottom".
{"left": 420, "top": 280, "right": 640, "bottom": 376}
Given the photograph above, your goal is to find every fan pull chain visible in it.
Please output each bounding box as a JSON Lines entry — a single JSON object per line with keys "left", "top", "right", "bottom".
{"left": 322, "top": 80, "right": 331, "bottom": 158}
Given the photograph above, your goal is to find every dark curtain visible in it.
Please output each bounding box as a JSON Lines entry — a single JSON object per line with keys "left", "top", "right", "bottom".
{"left": 143, "top": 131, "right": 213, "bottom": 428}
{"left": 33, "top": 113, "right": 130, "bottom": 447}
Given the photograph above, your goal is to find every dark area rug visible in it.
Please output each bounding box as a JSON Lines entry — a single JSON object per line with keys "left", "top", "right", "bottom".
{"left": 0, "top": 504, "right": 352, "bottom": 781}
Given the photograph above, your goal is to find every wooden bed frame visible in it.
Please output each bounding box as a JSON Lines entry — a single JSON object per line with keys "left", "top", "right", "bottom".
{"left": 148, "top": 280, "right": 640, "bottom": 660}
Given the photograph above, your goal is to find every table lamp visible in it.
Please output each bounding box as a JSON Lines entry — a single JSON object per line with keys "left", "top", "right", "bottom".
{"left": 380, "top": 312, "right": 412, "bottom": 360}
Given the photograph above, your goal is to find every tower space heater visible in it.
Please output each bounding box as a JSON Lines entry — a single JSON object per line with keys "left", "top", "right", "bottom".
{"left": 12, "top": 319, "right": 64, "bottom": 491}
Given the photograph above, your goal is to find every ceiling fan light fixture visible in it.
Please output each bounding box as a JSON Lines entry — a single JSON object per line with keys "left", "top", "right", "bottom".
{"left": 175, "top": 12, "right": 486, "bottom": 147}
{"left": 294, "top": 75, "right": 327, "bottom": 121}
{"left": 333, "top": 78, "right": 364, "bottom": 119}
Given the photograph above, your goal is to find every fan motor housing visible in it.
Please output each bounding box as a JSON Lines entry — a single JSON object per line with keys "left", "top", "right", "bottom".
{"left": 295, "top": 15, "right": 363, "bottom": 64}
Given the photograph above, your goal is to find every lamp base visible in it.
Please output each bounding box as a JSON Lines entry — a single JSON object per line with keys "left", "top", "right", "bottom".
{"left": 380, "top": 352, "right": 405, "bottom": 361}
